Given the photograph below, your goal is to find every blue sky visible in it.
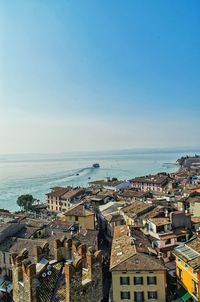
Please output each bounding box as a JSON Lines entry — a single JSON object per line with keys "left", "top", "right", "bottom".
{"left": 0, "top": 0, "right": 200, "bottom": 153}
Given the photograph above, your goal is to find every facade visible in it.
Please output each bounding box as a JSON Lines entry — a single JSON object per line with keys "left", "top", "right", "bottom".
{"left": 47, "top": 187, "right": 85, "bottom": 213}
{"left": 144, "top": 212, "right": 191, "bottom": 261}
{"left": 177, "top": 195, "right": 200, "bottom": 217}
{"left": 110, "top": 225, "right": 167, "bottom": 302}
{"left": 59, "top": 203, "right": 95, "bottom": 230}
{"left": 173, "top": 236, "right": 200, "bottom": 301}
{"left": 131, "top": 174, "right": 170, "bottom": 193}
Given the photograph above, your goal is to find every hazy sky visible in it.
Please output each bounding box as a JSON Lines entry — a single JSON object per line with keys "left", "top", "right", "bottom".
{"left": 0, "top": 0, "right": 200, "bottom": 154}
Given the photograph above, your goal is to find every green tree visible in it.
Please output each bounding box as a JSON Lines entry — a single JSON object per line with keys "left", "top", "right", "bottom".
{"left": 16, "top": 194, "right": 35, "bottom": 211}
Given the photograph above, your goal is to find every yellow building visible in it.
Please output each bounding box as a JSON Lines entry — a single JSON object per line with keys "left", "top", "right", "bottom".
{"left": 110, "top": 225, "right": 167, "bottom": 302}
{"left": 173, "top": 237, "right": 200, "bottom": 302}
{"left": 60, "top": 203, "right": 95, "bottom": 230}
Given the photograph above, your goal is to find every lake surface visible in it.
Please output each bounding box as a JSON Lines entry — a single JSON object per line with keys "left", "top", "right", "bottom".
{"left": 0, "top": 149, "right": 199, "bottom": 211}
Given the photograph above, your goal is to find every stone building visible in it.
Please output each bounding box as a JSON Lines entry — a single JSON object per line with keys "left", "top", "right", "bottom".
{"left": 11, "top": 238, "right": 103, "bottom": 302}
{"left": 110, "top": 225, "right": 167, "bottom": 302}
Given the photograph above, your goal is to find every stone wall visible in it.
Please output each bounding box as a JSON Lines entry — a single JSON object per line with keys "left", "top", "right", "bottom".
{"left": 11, "top": 239, "right": 103, "bottom": 302}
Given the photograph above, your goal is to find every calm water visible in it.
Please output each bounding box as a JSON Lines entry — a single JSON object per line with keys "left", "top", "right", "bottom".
{"left": 0, "top": 149, "right": 199, "bottom": 211}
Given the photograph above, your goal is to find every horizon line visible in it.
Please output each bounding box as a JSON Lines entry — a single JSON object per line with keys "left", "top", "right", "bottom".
{"left": 0, "top": 146, "right": 200, "bottom": 157}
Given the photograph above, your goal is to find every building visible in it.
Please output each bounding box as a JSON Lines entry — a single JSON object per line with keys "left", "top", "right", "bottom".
{"left": 89, "top": 178, "right": 131, "bottom": 191}
{"left": 131, "top": 174, "right": 170, "bottom": 193}
{"left": 144, "top": 211, "right": 192, "bottom": 261}
{"left": 96, "top": 201, "right": 126, "bottom": 241}
{"left": 59, "top": 203, "right": 96, "bottom": 230}
{"left": 177, "top": 195, "right": 200, "bottom": 217}
{"left": 173, "top": 236, "right": 200, "bottom": 301}
{"left": 118, "top": 189, "right": 152, "bottom": 202}
{"left": 11, "top": 239, "right": 103, "bottom": 302}
{"left": 120, "top": 201, "right": 155, "bottom": 226}
{"left": 110, "top": 225, "right": 167, "bottom": 302}
{"left": 46, "top": 187, "right": 85, "bottom": 213}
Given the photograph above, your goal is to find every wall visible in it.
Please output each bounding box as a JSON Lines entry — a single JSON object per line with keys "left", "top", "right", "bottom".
{"left": 63, "top": 214, "right": 95, "bottom": 230}
{"left": 190, "top": 202, "right": 200, "bottom": 216}
{"left": 111, "top": 270, "right": 166, "bottom": 302}
{"left": 175, "top": 256, "right": 199, "bottom": 301}
{"left": 0, "top": 251, "right": 12, "bottom": 277}
{"left": 170, "top": 212, "right": 191, "bottom": 229}
{"left": 47, "top": 196, "right": 61, "bottom": 212}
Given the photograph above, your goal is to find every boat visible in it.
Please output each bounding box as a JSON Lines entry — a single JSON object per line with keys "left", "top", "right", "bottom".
{"left": 93, "top": 163, "right": 100, "bottom": 168}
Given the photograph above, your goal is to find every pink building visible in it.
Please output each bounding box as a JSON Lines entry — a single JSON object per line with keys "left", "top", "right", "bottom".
{"left": 131, "top": 174, "right": 170, "bottom": 192}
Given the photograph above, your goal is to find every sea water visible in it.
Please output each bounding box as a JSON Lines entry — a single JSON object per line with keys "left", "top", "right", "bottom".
{"left": 0, "top": 149, "right": 199, "bottom": 211}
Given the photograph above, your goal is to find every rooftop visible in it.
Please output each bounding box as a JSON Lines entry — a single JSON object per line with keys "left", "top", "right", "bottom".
{"left": 149, "top": 218, "right": 171, "bottom": 226}
{"left": 110, "top": 225, "right": 165, "bottom": 271}
{"left": 142, "top": 207, "right": 163, "bottom": 220}
{"left": 63, "top": 203, "right": 94, "bottom": 217}
{"left": 110, "top": 225, "right": 136, "bottom": 270}
{"left": 131, "top": 174, "right": 169, "bottom": 185}
{"left": 47, "top": 187, "right": 85, "bottom": 200}
{"left": 121, "top": 201, "right": 154, "bottom": 218}
{"left": 174, "top": 236, "right": 200, "bottom": 269}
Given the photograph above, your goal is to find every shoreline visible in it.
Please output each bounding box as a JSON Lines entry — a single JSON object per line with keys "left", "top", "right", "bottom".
{"left": 0, "top": 152, "right": 199, "bottom": 213}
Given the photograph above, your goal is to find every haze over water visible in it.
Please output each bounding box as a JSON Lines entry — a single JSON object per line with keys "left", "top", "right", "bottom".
{"left": 0, "top": 148, "right": 199, "bottom": 211}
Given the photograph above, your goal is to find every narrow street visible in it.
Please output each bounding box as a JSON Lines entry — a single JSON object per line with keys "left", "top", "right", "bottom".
{"left": 98, "top": 229, "right": 112, "bottom": 302}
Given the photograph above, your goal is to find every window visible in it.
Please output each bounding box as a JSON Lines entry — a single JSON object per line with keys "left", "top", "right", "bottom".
{"left": 120, "top": 277, "right": 130, "bottom": 285}
{"left": 134, "top": 276, "right": 143, "bottom": 285}
{"left": 120, "top": 291, "right": 130, "bottom": 300}
{"left": 177, "top": 268, "right": 182, "bottom": 280}
{"left": 134, "top": 291, "right": 144, "bottom": 302}
{"left": 165, "top": 239, "right": 171, "bottom": 245}
{"left": 147, "top": 276, "right": 157, "bottom": 285}
{"left": 75, "top": 216, "right": 79, "bottom": 221}
{"left": 148, "top": 291, "right": 157, "bottom": 300}
{"left": 192, "top": 280, "right": 198, "bottom": 297}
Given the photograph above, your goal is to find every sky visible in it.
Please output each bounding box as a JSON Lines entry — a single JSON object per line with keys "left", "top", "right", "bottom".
{"left": 0, "top": 0, "right": 200, "bottom": 154}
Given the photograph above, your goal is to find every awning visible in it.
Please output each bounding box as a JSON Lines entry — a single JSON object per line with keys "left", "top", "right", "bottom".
{"left": 177, "top": 287, "right": 192, "bottom": 302}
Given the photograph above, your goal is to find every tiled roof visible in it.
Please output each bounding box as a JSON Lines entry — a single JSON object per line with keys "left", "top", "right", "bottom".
{"left": 149, "top": 218, "right": 171, "bottom": 226}
{"left": 47, "top": 187, "right": 85, "bottom": 200}
{"left": 64, "top": 203, "right": 94, "bottom": 217}
{"left": 47, "top": 187, "right": 70, "bottom": 198}
{"left": 187, "top": 236, "right": 200, "bottom": 254}
{"left": 131, "top": 174, "right": 169, "bottom": 185}
{"left": 110, "top": 225, "right": 136, "bottom": 270}
{"left": 191, "top": 216, "right": 200, "bottom": 224}
{"left": 121, "top": 201, "right": 154, "bottom": 218}
{"left": 142, "top": 207, "right": 163, "bottom": 219}
{"left": 62, "top": 188, "right": 85, "bottom": 200}
{"left": 119, "top": 190, "right": 150, "bottom": 198}
{"left": 110, "top": 225, "right": 165, "bottom": 271}
{"left": 113, "top": 252, "right": 166, "bottom": 271}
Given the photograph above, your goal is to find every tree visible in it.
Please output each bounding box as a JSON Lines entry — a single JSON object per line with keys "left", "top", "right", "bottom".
{"left": 16, "top": 194, "right": 35, "bottom": 211}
